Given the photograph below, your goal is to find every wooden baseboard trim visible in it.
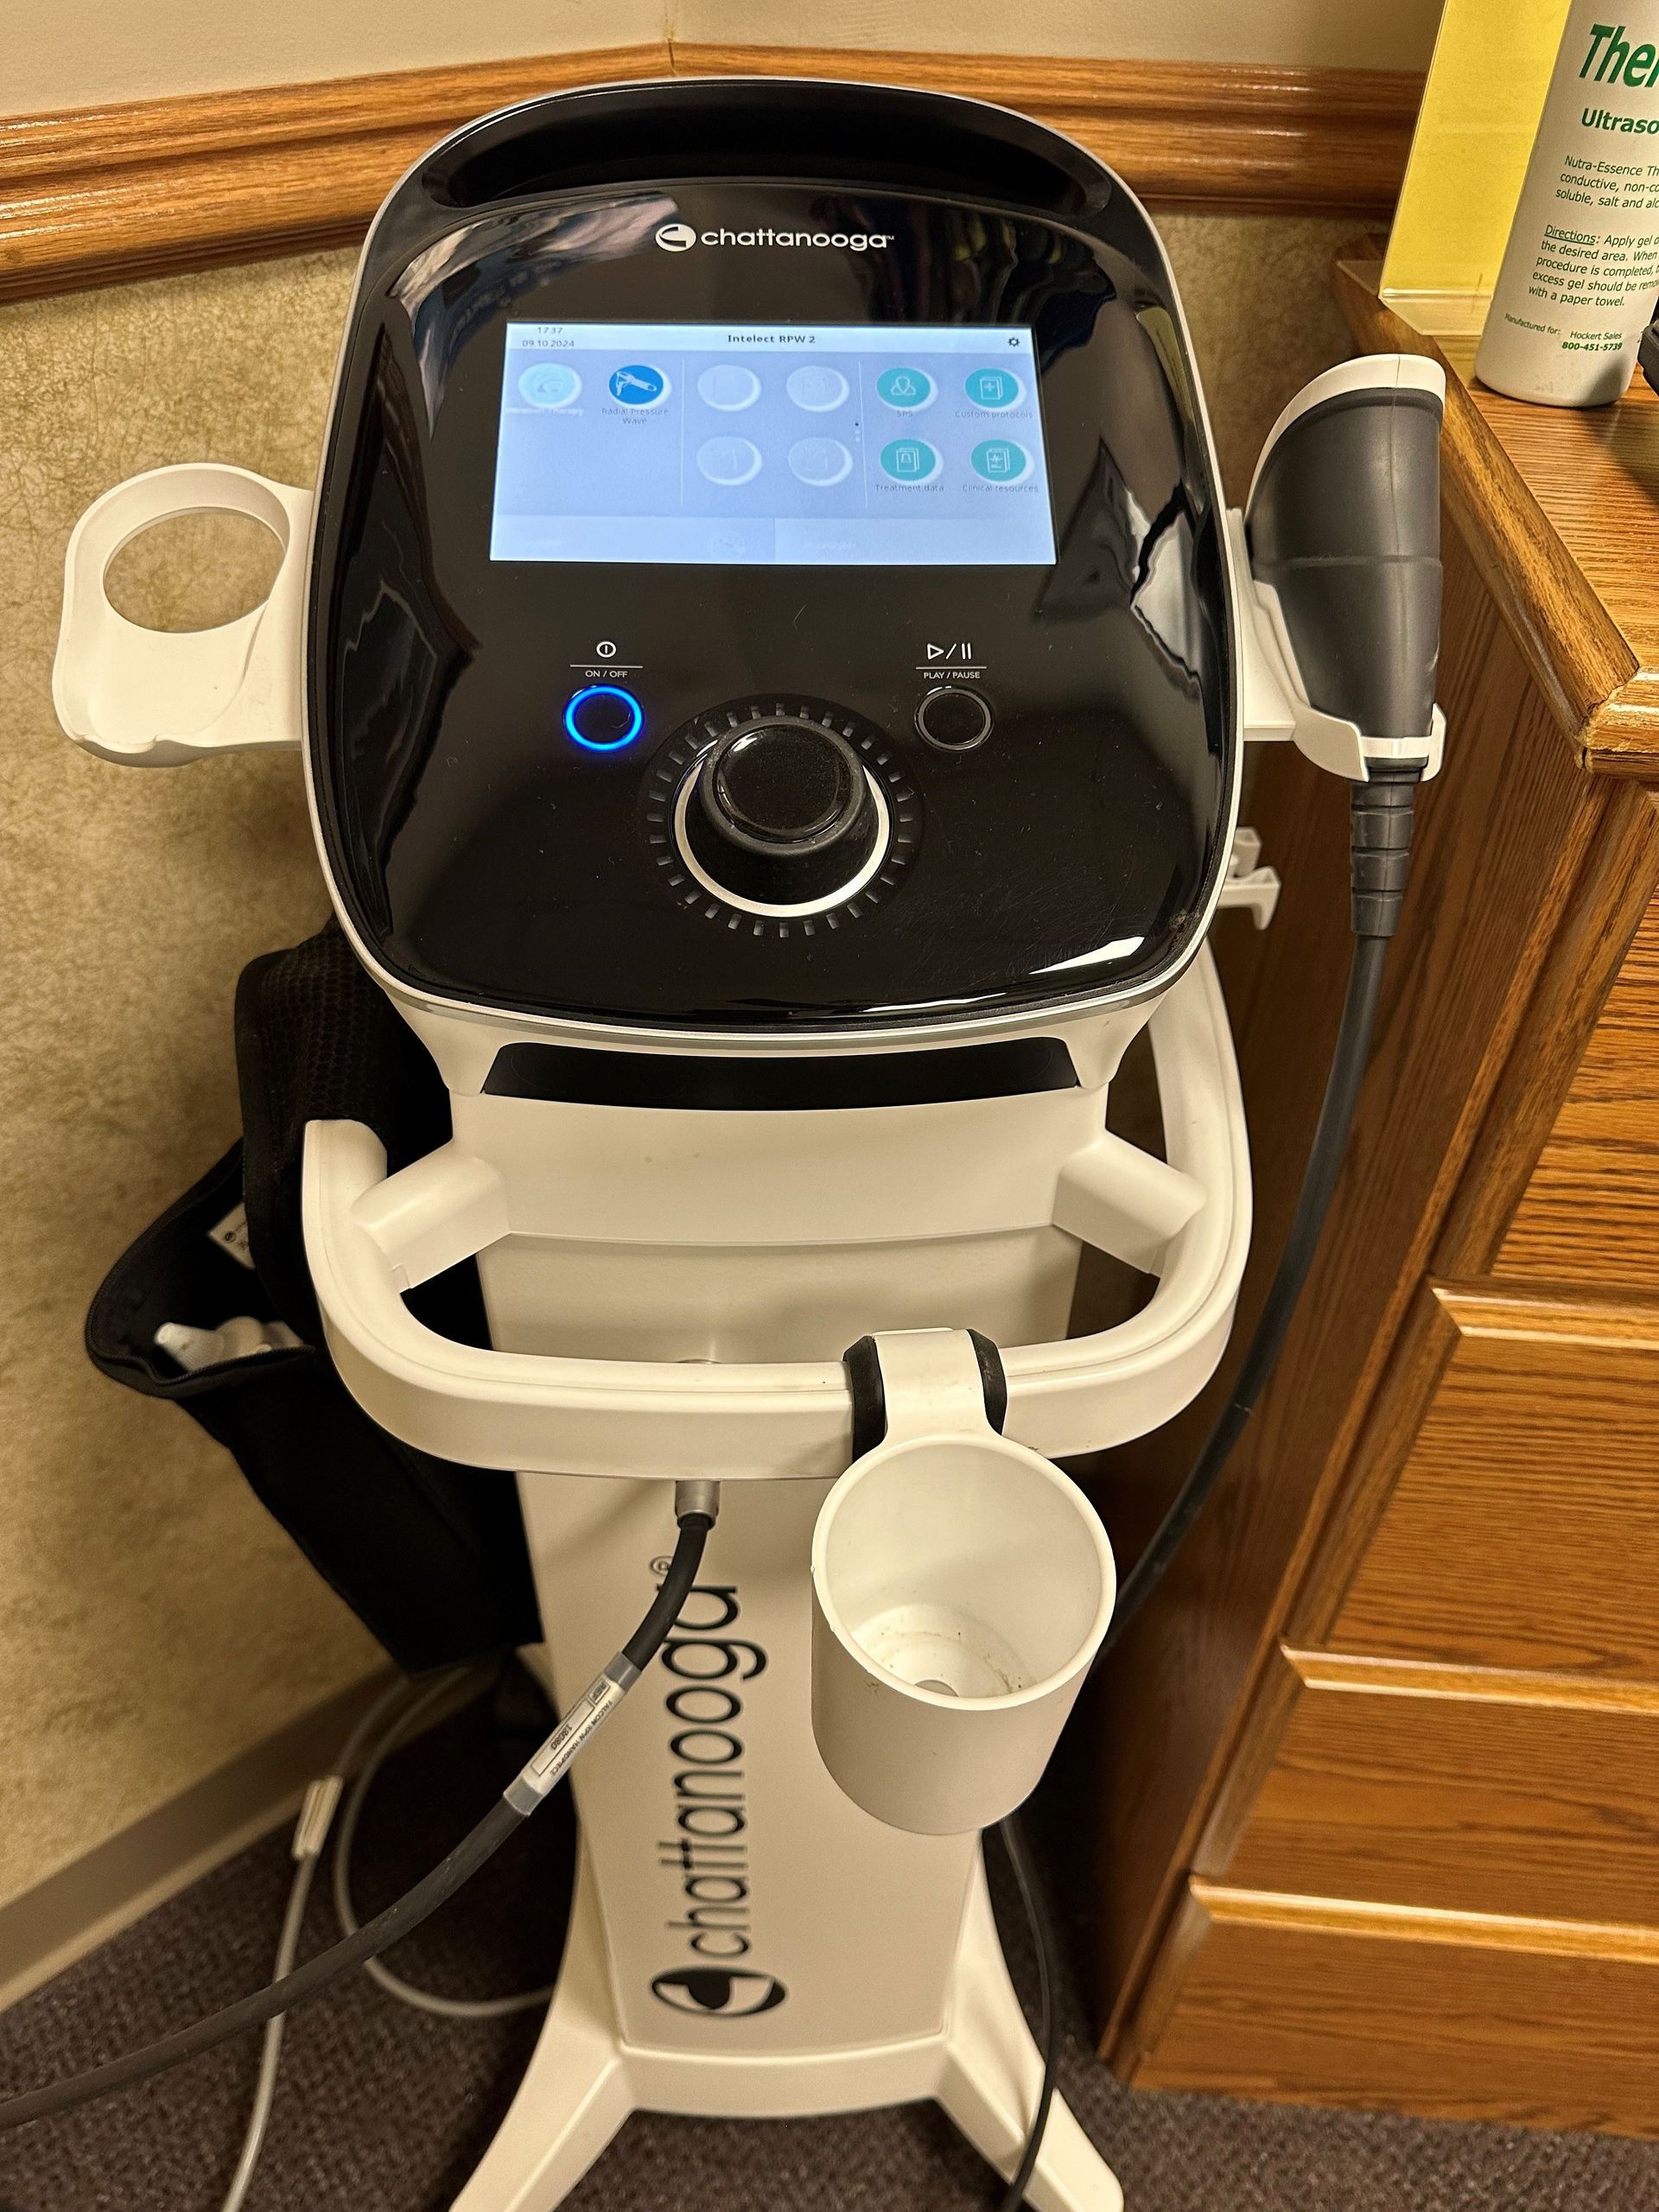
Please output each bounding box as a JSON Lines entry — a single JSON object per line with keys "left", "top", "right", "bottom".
{"left": 0, "top": 46, "right": 668, "bottom": 301}
{"left": 0, "top": 45, "right": 1422, "bottom": 304}
{"left": 0, "top": 1670, "right": 393, "bottom": 2012}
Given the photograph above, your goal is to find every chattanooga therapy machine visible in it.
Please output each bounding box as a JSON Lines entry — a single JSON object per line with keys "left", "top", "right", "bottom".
{"left": 33, "top": 76, "right": 1445, "bottom": 2212}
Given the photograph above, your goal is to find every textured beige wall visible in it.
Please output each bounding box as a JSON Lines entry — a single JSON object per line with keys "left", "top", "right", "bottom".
{"left": 674, "top": 0, "right": 1441, "bottom": 67}
{"left": 9, "top": 1, "right": 1441, "bottom": 116}
{"left": 8, "top": 3, "right": 664, "bottom": 116}
{"left": 1161, "top": 213, "right": 1357, "bottom": 497}
{"left": 0, "top": 250, "right": 378, "bottom": 1912}
{"left": 0, "top": 212, "right": 1352, "bottom": 1909}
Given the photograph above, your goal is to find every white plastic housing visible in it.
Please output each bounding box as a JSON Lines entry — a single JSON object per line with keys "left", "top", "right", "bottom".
{"left": 300, "top": 943, "right": 1250, "bottom": 1481}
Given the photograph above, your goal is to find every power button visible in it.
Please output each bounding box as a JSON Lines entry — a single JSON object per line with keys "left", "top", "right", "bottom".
{"left": 564, "top": 683, "right": 643, "bottom": 752}
{"left": 915, "top": 686, "right": 994, "bottom": 752}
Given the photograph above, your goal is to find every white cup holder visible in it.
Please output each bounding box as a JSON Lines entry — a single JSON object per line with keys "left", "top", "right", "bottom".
{"left": 53, "top": 463, "right": 312, "bottom": 765}
{"left": 811, "top": 1421, "right": 1116, "bottom": 1835}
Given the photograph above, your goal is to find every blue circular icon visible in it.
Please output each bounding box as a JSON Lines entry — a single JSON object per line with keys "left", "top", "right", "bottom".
{"left": 518, "top": 361, "right": 582, "bottom": 410}
{"left": 564, "top": 684, "right": 643, "bottom": 752}
{"left": 608, "top": 363, "right": 670, "bottom": 408}
{"left": 876, "top": 366, "right": 935, "bottom": 410}
{"left": 971, "top": 439, "right": 1032, "bottom": 484}
{"left": 880, "top": 438, "right": 941, "bottom": 484}
{"left": 965, "top": 366, "right": 1024, "bottom": 410}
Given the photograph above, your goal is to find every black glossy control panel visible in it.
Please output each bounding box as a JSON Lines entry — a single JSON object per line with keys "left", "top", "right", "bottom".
{"left": 308, "top": 94, "right": 1236, "bottom": 1035}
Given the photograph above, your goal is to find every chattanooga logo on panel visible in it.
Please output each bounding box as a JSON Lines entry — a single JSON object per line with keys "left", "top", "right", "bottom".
{"left": 649, "top": 1573, "right": 789, "bottom": 2018}
{"left": 655, "top": 221, "right": 893, "bottom": 251}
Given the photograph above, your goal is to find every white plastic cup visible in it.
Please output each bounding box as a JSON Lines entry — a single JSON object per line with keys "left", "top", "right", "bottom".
{"left": 810, "top": 1421, "right": 1116, "bottom": 1835}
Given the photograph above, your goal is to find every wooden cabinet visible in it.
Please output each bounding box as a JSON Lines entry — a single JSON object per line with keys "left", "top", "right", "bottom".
{"left": 1226, "top": 1651, "right": 1659, "bottom": 1927}
{"left": 1330, "top": 1292, "right": 1659, "bottom": 1680}
{"left": 1136, "top": 1897, "right": 1659, "bottom": 2133}
{"left": 1084, "top": 257, "right": 1659, "bottom": 2136}
{"left": 1496, "top": 899, "right": 1659, "bottom": 1292}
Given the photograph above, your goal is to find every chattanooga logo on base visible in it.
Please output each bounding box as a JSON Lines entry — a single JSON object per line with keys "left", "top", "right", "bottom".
{"left": 656, "top": 221, "right": 892, "bottom": 252}
{"left": 652, "top": 1967, "right": 788, "bottom": 2018}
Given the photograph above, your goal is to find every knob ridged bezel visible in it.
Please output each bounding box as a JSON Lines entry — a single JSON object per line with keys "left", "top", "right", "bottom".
{"left": 643, "top": 697, "right": 921, "bottom": 937}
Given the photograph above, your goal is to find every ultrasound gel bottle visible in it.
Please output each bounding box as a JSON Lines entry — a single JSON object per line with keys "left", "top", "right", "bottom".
{"left": 1477, "top": 0, "right": 1659, "bottom": 405}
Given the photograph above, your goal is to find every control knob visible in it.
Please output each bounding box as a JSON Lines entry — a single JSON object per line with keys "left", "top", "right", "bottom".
{"left": 681, "top": 717, "right": 883, "bottom": 906}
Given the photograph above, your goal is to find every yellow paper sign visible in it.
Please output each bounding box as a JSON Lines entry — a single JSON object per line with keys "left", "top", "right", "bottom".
{"left": 1383, "top": 0, "right": 1573, "bottom": 307}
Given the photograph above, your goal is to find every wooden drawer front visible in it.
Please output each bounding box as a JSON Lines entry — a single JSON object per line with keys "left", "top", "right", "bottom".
{"left": 1332, "top": 1292, "right": 1659, "bottom": 1679}
{"left": 1222, "top": 1659, "right": 1659, "bottom": 1929}
{"left": 1497, "top": 893, "right": 1659, "bottom": 1293}
{"left": 1135, "top": 1888, "right": 1659, "bottom": 2135}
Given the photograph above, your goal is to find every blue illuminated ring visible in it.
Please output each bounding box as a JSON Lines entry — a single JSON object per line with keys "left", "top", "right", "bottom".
{"left": 564, "top": 683, "right": 644, "bottom": 752}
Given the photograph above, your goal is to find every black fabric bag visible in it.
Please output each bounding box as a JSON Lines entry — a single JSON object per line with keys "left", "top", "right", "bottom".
{"left": 85, "top": 924, "right": 541, "bottom": 1674}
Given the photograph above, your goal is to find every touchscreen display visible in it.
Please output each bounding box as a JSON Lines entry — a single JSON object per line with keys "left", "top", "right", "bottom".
{"left": 489, "top": 322, "right": 1056, "bottom": 567}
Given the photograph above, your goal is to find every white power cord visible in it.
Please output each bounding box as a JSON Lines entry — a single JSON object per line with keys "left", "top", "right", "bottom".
{"left": 332, "top": 1673, "right": 556, "bottom": 2021}
{"left": 4, "top": 1496, "right": 717, "bottom": 2157}
{"left": 216, "top": 1770, "right": 347, "bottom": 2212}
{"left": 219, "top": 1661, "right": 548, "bottom": 2209}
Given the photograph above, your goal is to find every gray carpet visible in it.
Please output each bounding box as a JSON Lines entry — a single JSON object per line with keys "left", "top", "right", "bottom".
{"left": 2, "top": 1671, "right": 1656, "bottom": 2212}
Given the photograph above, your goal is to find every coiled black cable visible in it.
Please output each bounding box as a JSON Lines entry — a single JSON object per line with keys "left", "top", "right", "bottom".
{"left": 1098, "top": 928, "right": 1389, "bottom": 1656}
{"left": 1096, "top": 769, "right": 1420, "bottom": 1664}
{"left": 1001, "top": 769, "right": 1424, "bottom": 2205}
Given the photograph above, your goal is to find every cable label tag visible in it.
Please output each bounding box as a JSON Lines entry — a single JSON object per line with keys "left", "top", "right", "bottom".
{"left": 505, "top": 1658, "right": 637, "bottom": 1813}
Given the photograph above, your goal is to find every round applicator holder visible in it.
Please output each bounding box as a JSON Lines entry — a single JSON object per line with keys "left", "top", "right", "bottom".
{"left": 811, "top": 1329, "right": 1116, "bottom": 1836}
